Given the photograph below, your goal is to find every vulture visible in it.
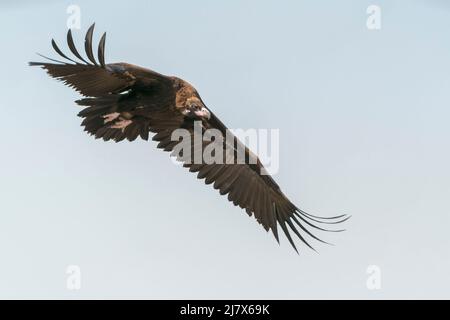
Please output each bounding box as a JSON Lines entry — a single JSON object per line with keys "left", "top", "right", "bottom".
{"left": 30, "top": 24, "right": 349, "bottom": 253}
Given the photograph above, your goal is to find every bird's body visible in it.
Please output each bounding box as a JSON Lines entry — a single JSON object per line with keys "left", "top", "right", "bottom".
{"left": 30, "top": 24, "right": 349, "bottom": 252}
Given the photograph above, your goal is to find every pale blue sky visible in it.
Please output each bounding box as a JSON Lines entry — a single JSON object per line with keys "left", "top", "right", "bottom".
{"left": 0, "top": 0, "right": 449, "bottom": 299}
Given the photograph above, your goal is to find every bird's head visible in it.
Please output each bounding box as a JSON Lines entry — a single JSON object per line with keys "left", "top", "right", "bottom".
{"left": 182, "top": 97, "right": 211, "bottom": 120}
{"left": 173, "top": 78, "right": 211, "bottom": 120}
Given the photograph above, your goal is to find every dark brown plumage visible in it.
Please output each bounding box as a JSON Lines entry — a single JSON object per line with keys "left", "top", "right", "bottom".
{"left": 30, "top": 24, "right": 349, "bottom": 252}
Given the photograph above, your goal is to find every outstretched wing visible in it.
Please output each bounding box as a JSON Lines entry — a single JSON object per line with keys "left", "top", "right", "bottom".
{"left": 30, "top": 23, "right": 176, "bottom": 142}
{"left": 30, "top": 24, "right": 349, "bottom": 252}
{"left": 29, "top": 23, "right": 170, "bottom": 97}
{"left": 149, "top": 110, "right": 350, "bottom": 252}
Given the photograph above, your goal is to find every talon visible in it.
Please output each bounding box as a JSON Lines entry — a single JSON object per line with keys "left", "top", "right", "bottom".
{"left": 103, "top": 112, "right": 120, "bottom": 123}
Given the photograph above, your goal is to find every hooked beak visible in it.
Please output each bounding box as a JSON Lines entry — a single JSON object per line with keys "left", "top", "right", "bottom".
{"left": 193, "top": 107, "right": 211, "bottom": 120}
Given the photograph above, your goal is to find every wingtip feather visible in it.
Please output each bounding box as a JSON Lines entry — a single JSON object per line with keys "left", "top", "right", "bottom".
{"left": 67, "top": 28, "right": 89, "bottom": 64}
{"left": 84, "top": 23, "right": 99, "bottom": 66}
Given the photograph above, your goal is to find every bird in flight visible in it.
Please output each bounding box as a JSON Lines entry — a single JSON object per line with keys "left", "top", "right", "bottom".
{"left": 30, "top": 24, "right": 349, "bottom": 253}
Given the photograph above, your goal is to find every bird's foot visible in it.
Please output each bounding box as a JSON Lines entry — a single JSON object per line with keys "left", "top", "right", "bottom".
{"left": 103, "top": 112, "right": 120, "bottom": 124}
{"left": 110, "top": 119, "right": 132, "bottom": 132}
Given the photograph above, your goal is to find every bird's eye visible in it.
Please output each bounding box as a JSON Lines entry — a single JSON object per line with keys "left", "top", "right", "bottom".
{"left": 189, "top": 102, "right": 199, "bottom": 109}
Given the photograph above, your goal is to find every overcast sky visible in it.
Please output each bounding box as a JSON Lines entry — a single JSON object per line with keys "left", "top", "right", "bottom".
{"left": 0, "top": 0, "right": 449, "bottom": 299}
